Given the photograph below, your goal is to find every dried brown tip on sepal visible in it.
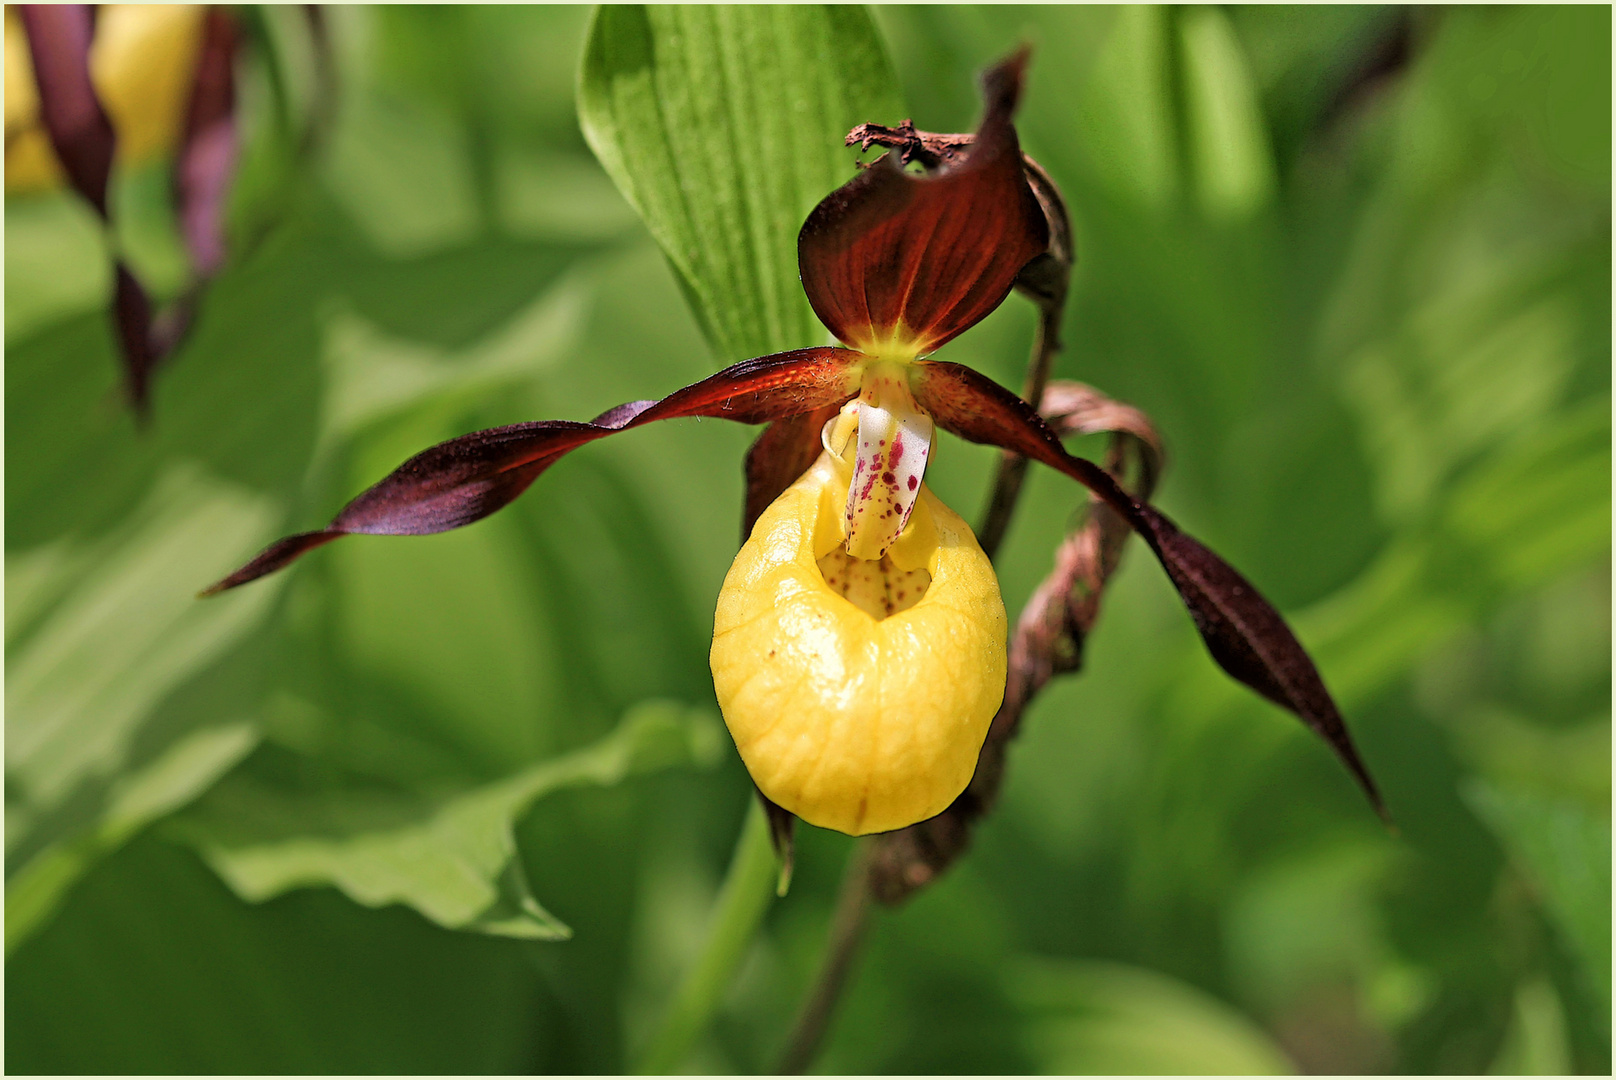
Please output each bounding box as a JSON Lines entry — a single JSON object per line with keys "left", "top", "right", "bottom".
{"left": 977, "top": 45, "right": 1032, "bottom": 143}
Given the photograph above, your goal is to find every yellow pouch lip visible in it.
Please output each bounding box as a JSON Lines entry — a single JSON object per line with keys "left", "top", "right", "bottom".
{"left": 711, "top": 448, "right": 1007, "bottom": 836}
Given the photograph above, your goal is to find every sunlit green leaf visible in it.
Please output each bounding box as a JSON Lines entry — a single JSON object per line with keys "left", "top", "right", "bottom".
{"left": 579, "top": 4, "right": 903, "bottom": 359}
{"left": 173, "top": 701, "right": 723, "bottom": 939}
{"left": 1487, "top": 978, "right": 1573, "bottom": 1076}
{"left": 319, "top": 271, "right": 589, "bottom": 443}
{"left": 6, "top": 465, "right": 282, "bottom": 813}
{"left": 4, "top": 190, "right": 108, "bottom": 340}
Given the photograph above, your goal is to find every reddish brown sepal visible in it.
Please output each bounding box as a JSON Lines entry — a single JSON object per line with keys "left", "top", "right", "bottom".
{"left": 913, "top": 360, "right": 1389, "bottom": 823}
{"left": 203, "top": 347, "right": 861, "bottom": 594}
{"left": 798, "top": 49, "right": 1048, "bottom": 356}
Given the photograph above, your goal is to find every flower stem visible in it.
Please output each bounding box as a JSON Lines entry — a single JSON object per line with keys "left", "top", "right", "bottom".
{"left": 631, "top": 799, "right": 779, "bottom": 1074}
{"left": 777, "top": 839, "right": 874, "bottom": 1074}
{"left": 976, "top": 295, "right": 1065, "bottom": 560}
{"left": 977, "top": 154, "right": 1072, "bottom": 561}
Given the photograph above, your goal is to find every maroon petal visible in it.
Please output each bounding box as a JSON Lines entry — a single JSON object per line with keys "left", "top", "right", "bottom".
{"left": 19, "top": 4, "right": 115, "bottom": 217}
{"left": 203, "top": 347, "right": 861, "bottom": 594}
{"left": 798, "top": 50, "right": 1048, "bottom": 356}
{"left": 175, "top": 6, "right": 239, "bottom": 278}
{"left": 913, "top": 360, "right": 1388, "bottom": 821}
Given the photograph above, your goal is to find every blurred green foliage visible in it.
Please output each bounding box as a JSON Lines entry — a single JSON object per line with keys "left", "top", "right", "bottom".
{"left": 6, "top": 5, "right": 1609, "bottom": 1074}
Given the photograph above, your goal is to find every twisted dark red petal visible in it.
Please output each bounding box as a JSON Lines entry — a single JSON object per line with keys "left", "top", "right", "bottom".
{"left": 798, "top": 50, "right": 1049, "bottom": 356}
{"left": 913, "top": 360, "right": 1389, "bottom": 822}
{"left": 203, "top": 347, "right": 862, "bottom": 595}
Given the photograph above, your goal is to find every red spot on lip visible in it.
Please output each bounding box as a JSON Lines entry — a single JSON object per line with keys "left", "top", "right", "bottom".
{"left": 881, "top": 471, "right": 896, "bottom": 485}
{"left": 907, "top": 475, "right": 918, "bottom": 490}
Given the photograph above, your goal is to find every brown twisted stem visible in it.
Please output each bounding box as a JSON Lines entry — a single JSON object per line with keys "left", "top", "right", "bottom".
{"left": 866, "top": 382, "right": 1162, "bottom": 903}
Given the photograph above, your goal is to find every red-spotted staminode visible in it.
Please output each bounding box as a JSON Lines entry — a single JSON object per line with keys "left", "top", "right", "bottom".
{"left": 206, "top": 53, "right": 1384, "bottom": 844}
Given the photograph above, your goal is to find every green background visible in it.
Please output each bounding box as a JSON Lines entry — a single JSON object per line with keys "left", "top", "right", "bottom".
{"left": 7, "top": 5, "right": 1609, "bottom": 1074}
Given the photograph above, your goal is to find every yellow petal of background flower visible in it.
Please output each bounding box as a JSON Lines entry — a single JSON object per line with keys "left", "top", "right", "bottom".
{"left": 5, "top": 4, "right": 204, "bottom": 194}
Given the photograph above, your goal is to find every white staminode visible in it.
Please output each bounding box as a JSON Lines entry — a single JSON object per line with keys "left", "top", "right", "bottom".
{"left": 839, "top": 360, "right": 934, "bottom": 561}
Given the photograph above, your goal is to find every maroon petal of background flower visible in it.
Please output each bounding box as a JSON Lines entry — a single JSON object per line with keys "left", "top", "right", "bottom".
{"left": 797, "top": 49, "right": 1049, "bottom": 356}
{"left": 203, "top": 347, "right": 862, "bottom": 594}
{"left": 19, "top": 4, "right": 114, "bottom": 216}
{"left": 913, "top": 360, "right": 1389, "bottom": 822}
{"left": 176, "top": 6, "right": 239, "bottom": 278}
{"left": 21, "top": 4, "right": 176, "bottom": 416}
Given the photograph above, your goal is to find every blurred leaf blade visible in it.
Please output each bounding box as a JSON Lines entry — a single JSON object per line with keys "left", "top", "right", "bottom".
{"left": 1464, "top": 781, "right": 1612, "bottom": 1013}
{"left": 1179, "top": 5, "right": 1276, "bottom": 220}
{"left": 579, "top": 4, "right": 903, "bottom": 360}
{"left": 1008, "top": 956, "right": 1297, "bottom": 1075}
{"left": 6, "top": 721, "right": 259, "bottom": 954}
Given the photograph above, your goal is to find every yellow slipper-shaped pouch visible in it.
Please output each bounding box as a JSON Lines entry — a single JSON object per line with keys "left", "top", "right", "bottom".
{"left": 711, "top": 406, "right": 1006, "bottom": 835}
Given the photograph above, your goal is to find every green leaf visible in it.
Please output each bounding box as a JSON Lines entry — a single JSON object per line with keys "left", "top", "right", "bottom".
{"left": 1007, "top": 957, "right": 1296, "bottom": 1075}
{"left": 172, "top": 700, "right": 724, "bottom": 939}
{"left": 1464, "top": 781, "right": 1612, "bottom": 1012}
{"left": 579, "top": 4, "right": 903, "bottom": 360}
{"left": 8, "top": 835, "right": 549, "bottom": 1074}
{"left": 318, "top": 271, "right": 589, "bottom": 442}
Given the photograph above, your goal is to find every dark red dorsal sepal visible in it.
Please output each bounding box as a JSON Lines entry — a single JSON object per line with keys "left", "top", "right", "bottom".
{"left": 798, "top": 50, "right": 1049, "bottom": 358}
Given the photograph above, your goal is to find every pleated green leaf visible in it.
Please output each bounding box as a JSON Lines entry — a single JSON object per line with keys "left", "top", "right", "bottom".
{"left": 579, "top": 5, "right": 902, "bottom": 360}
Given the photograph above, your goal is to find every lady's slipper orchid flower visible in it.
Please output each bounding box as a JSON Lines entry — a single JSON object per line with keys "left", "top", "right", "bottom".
{"left": 208, "top": 54, "right": 1383, "bottom": 840}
